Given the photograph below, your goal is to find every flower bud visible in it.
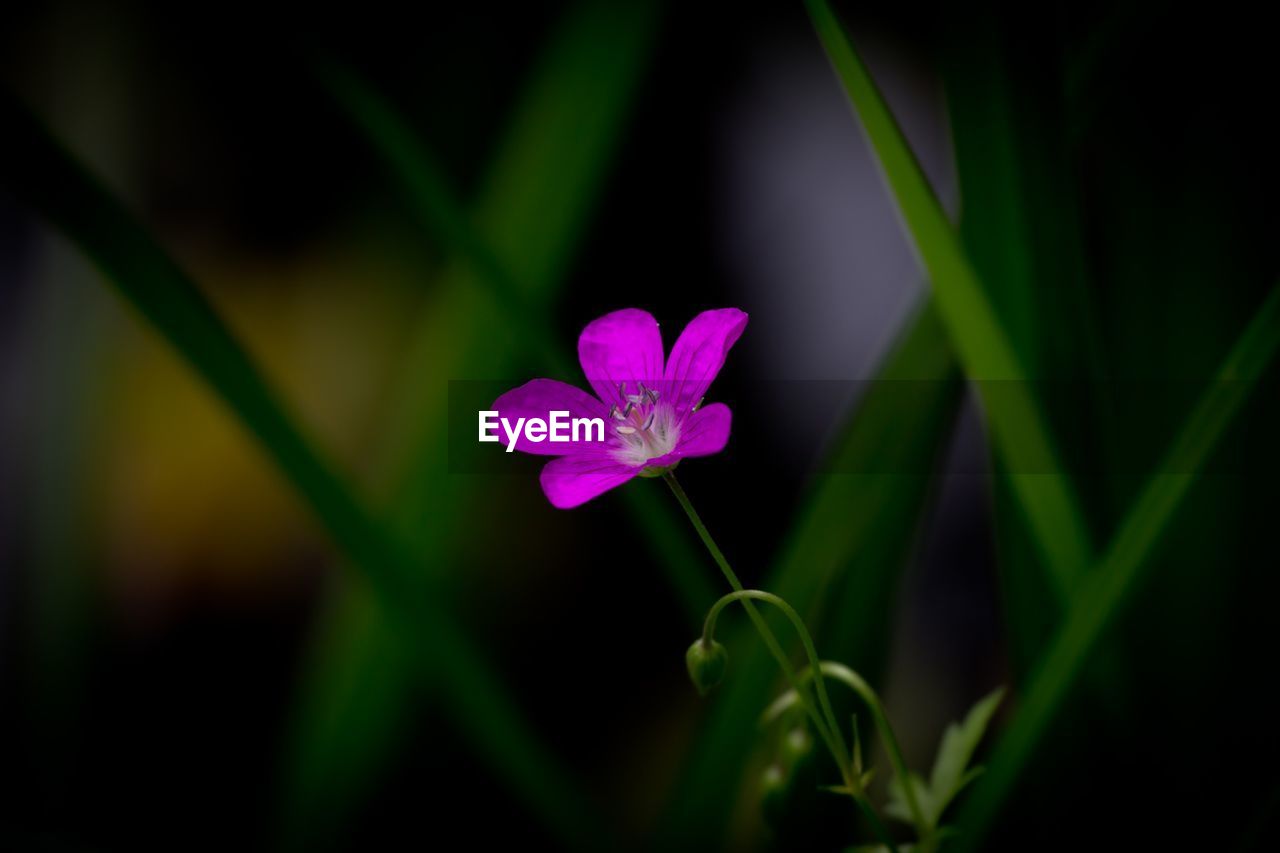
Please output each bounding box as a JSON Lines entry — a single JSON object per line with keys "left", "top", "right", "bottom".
{"left": 759, "top": 762, "right": 791, "bottom": 828}
{"left": 780, "top": 726, "right": 813, "bottom": 766}
{"left": 685, "top": 639, "right": 728, "bottom": 695}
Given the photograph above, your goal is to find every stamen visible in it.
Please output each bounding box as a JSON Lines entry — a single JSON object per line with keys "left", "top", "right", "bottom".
{"left": 608, "top": 398, "right": 681, "bottom": 467}
{"left": 646, "top": 387, "right": 660, "bottom": 403}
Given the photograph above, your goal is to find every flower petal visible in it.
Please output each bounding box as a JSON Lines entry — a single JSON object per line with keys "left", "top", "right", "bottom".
{"left": 492, "top": 379, "right": 609, "bottom": 455}
{"left": 577, "top": 308, "right": 665, "bottom": 407}
{"left": 673, "top": 402, "right": 733, "bottom": 458}
{"left": 539, "top": 452, "right": 640, "bottom": 509}
{"left": 663, "top": 308, "right": 748, "bottom": 415}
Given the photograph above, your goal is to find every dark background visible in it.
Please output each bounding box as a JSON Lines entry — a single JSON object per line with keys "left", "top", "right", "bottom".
{"left": 3, "top": 1, "right": 1278, "bottom": 850}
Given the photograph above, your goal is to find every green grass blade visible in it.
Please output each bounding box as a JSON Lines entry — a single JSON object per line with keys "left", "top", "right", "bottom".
{"left": 316, "top": 59, "right": 569, "bottom": 376}
{"left": 0, "top": 89, "right": 599, "bottom": 846}
{"left": 953, "top": 283, "right": 1280, "bottom": 849}
{"left": 283, "top": 1, "right": 713, "bottom": 842}
{"left": 281, "top": 580, "right": 411, "bottom": 845}
{"left": 806, "top": 0, "right": 1093, "bottom": 598}
{"left": 942, "top": 18, "right": 1057, "bottom": 673}
{"left": 377, "top": 0, "right": 664, "bottom": 483}
{"left": 941, "top": 10, "right": 1122, "bottom": 680}
{"left": 318, "top": 26, "right": 711, "bottom": 612}
{"left": 658, "top": 300, "right": 964, "bottom": 842}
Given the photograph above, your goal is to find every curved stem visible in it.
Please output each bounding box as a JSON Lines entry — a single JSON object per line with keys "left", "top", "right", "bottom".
{"left": 663, "top": 474, "right": 847, "bottom": 767}
{"left": 702, "top": 590, "right": 850, "bottom": 783}
{"left": 772, "top": 660, "right": 930, "bottom": 835}
{"left": 663, "top": 474, "right": 900, "bottom": 851}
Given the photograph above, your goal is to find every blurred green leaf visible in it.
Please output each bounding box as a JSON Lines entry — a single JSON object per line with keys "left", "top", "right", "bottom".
{"left": 793, "top": 16, "right": 1280, "bottom": 850}
{"left": 941, "top": 14, "right": 1056, "bottom": 680}
{"left": 925, "top": 689, "right": 1002, "bottom": 819}
{"left": 315, "top": 25, "right": 708, "bottom": 616}
{"left": 939, "top": 8, "right": 1136, "bottom": 726}
{"left": 283, "top": 1, "right": 714, "bottom": 845}
{"left": 316, "top": 59, "right": 565, "bottom": 374}
{"left": 658, "top": 301, "right": 964, "bottom": 843}
{"left": 953, "top": 283, "right": 1280, "bottom": 849}
{"left": 281, "top": 581, "right": 410, "bottom": 843}
{"left": 806, "top": 0, "right": 1093, "bottom": 600}
{"left": 0, "top": 89, "right": 598, "bottom": 847}
{"left": 1064, "top": 0, "right": 1143, "bottom": 140}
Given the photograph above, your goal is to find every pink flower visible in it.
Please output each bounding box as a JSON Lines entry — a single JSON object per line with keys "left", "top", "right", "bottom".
{"left": 493, "top": 308, "right": 748, "bottom": 508}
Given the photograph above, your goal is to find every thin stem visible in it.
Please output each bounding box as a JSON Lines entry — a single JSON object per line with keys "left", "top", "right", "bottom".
{"left": 661, "top": 473, "right": 741, "bottom": 589}
{"left": 663, "top": 474, "right": 847, "bottom": 765}
{"left": 705, "top": 591, "right": 899, "bottom": 849}
{"left": 664, "top": 474, "right": 900, "bottom": 851}
{"left": 702, "top": 590, "right": 850, "bottom": 786}
{"left": 771, "top": 661, "right": 930, "bottom": 836}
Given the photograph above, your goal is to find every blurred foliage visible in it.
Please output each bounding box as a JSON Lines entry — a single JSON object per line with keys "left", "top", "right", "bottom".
{"left": 809, "top": 1, "right": 1279, "bottom": 849}
{"left": 1, "top": 88, "right": 600, "bottom": 846}
{"left": 280, "top": 3, "right": 708, "bottom": 848}
{"left": 659, "top": 302, "right": 964, "bottom": 845}
{"left": 2, "top": 0, "right": 1278, "bottom": 850}
{"left": 885, "top": 688, "right": 1003, "bottom": 833}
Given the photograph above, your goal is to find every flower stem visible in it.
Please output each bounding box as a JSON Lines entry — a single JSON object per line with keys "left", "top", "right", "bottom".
{"left": 788, "top": 661, "right": 931, "bottom": 837}
{"left": 702, "top": 591, "right": 899, "bottom": 849}
{"left": 660, "top": 472, "right": 741, "bottom": 589}
{"left": 663, "top": 473, "right": 841, "bottom": 755}
{"left": 702, "top": 590, "right": 850, "bottom": 783}
{"left": 663, "top": 473, "right": 897, "bottom": 851}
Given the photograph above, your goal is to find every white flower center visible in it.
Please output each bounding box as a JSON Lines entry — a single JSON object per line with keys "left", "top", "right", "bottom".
{"left": 609, "top": 383, "right": 681, "bottom": 467}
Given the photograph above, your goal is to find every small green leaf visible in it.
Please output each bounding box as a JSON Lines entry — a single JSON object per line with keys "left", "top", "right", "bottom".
{"left": 664, "top": 301, "right": 964, "bottom": 841}
{"left": 926, "top": 688, "right": 1005, "bottom": 820}
{"left": 886, "top": 689, "right": 1004, "bottom": 830}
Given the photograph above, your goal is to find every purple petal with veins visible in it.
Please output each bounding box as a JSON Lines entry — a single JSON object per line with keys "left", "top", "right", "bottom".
{"left": 663, "top": 308, "right": 749, "bottom": 416}
{"left": 539, "top": 451, "right": 640, "bottom": 509}
{"left": 577, "top": 308, "right": 665, "bottom": 407}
